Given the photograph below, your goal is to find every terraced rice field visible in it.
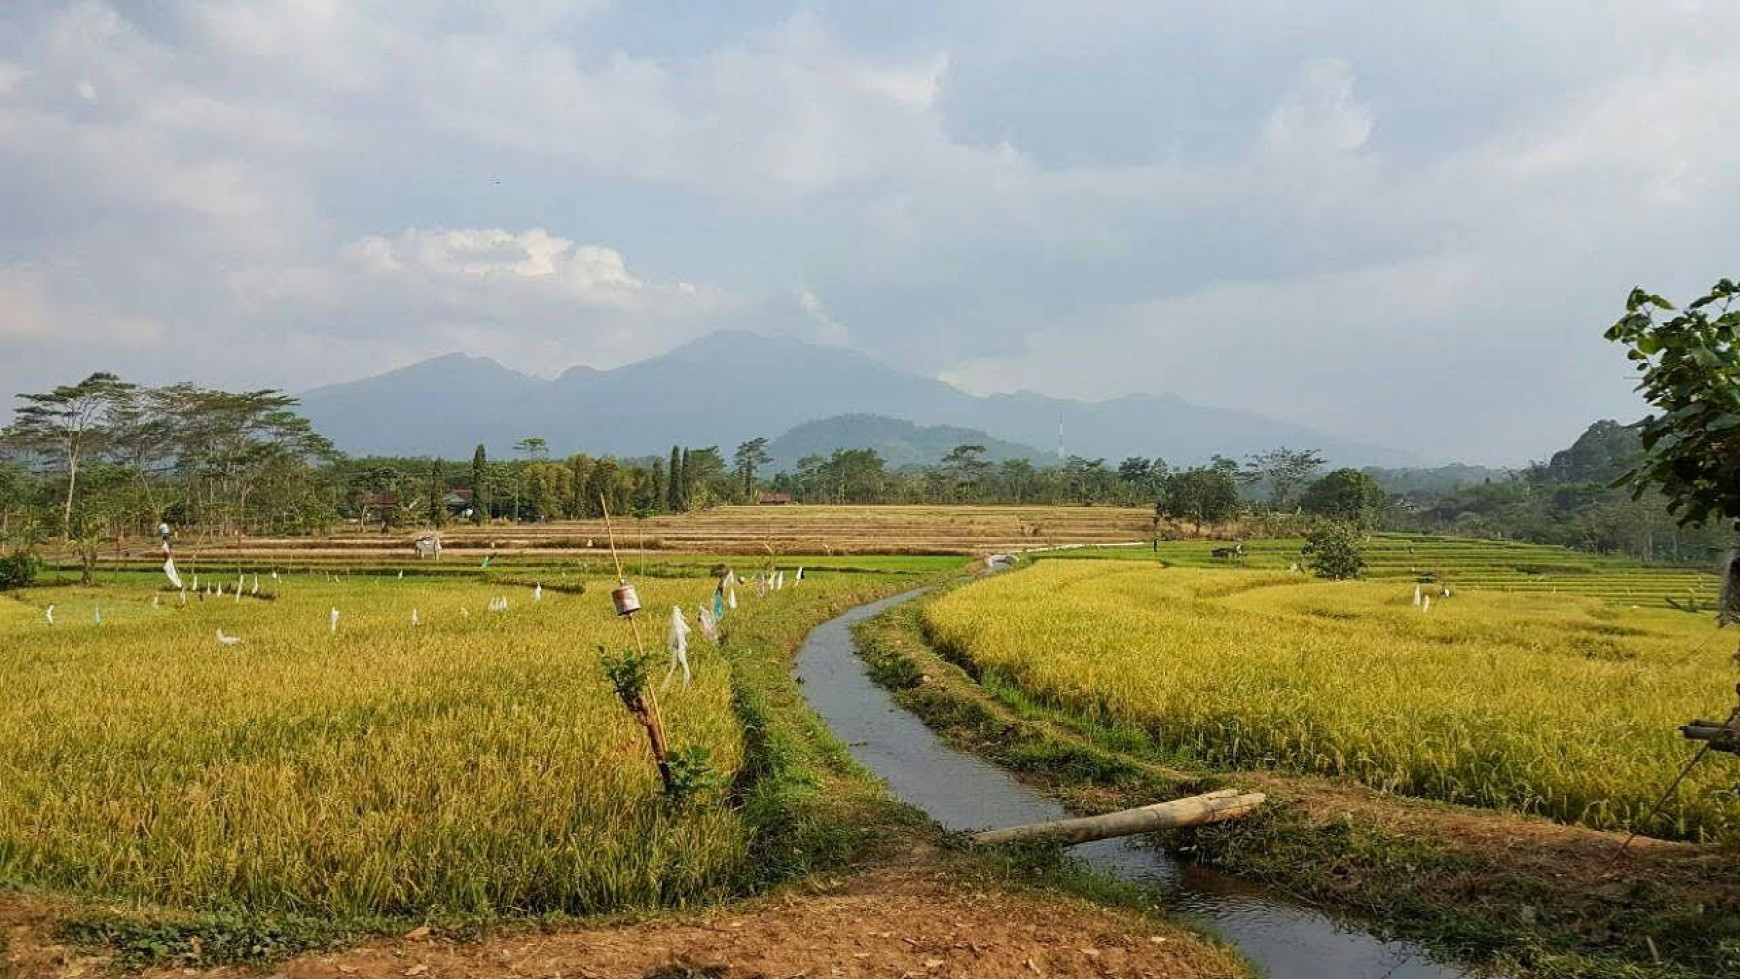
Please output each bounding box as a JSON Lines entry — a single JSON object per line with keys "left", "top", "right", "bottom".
{"left": 0, "top": 565, "right": 863, "bottom": 916}
{"left": 132, "top": 504, "right": 1153, "bottom": 563}
{"left": 1063, "top": 534, "right": 1721, "bottom": 609}
{"left": 925, "top": 560, "right": 1738, "bottom": 842}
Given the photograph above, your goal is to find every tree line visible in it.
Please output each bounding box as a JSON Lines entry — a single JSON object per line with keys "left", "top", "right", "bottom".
{"left": 3, "top": 372, "right": 1729, "bottom": 572}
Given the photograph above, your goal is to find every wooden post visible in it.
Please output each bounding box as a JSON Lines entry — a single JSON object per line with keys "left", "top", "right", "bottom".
{"left": 600, "top": 494, "right": 675, "bottom": 795}
{"left": 970, "top": 790, "right": 1265, "bottom": 847}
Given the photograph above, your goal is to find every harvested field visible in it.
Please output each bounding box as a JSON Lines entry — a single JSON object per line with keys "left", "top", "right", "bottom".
{"left": 110, "top": 504, "right": 1154, "bottom": 563}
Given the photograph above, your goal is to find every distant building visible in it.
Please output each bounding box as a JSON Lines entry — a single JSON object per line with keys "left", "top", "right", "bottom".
{"left": 757, "top": 491, "right": 793, "bottom": 505}
{"left": 443, "top": 488, "right": 474, "bottom": 513}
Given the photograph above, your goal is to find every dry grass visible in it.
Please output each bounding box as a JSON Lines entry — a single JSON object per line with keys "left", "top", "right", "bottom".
{"left": 121, "top": 505, "right": 1155, "bottom": 563}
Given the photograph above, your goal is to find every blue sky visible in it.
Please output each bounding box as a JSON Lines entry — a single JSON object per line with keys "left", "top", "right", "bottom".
{"left": 3, "top": 1, "right": 1737, "bottom": 463}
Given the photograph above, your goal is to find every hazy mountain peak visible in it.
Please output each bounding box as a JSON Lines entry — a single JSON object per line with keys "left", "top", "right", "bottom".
{"left": 299, "top": 330, "right": 1429, "bottom": 467}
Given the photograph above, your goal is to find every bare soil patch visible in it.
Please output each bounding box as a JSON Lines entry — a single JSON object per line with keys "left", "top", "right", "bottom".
{"left": 3, "top": 864, "right": 1244, "bottom": 979}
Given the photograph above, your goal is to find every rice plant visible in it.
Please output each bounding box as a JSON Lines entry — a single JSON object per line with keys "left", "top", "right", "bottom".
{"left": 926, "top": 560, "right": 1739, "bottom": 841}
{"left": 0, "top": 571, "right": 770, "bottom": 916}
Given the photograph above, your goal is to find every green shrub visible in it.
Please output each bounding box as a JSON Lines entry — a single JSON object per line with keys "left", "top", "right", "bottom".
{"left": 0, "top": 551, "right": 38, "bottom": 591}
{"left": 1301, "top": 524, "right": 1365, "bottom": 580}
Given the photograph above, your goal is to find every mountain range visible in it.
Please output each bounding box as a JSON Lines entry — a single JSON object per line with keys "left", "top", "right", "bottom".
{"left": 298, "top": 331, "right": 1430, "bottom": 469}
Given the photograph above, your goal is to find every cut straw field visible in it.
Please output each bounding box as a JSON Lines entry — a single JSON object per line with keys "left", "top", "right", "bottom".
{"left": 924, "top": 560, "right": 1738, "bottom": 842}
{"left": 120, "top": 504, "right": 1155, "bottom": 564}
{"left": 0, "top": 566, "right": 863, "bottom": 917}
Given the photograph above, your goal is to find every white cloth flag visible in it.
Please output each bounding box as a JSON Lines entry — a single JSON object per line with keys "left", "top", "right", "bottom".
{"left": 45, "top": 605, "right": 54, "bottom": 625}
{"left": 192, "top": 574, "right": 199, "bottom": 591}
{"left": 774, "top": 571, "right": 784, "bottom": 591}
{"left": 663, "top": 605, "right": 692, "bottom": 690}
{"left": 411, "top": 609, "right": 420, "bottom": 627}
{"left": 795, "top": 567, "right": 804, "bottom": 582}
{"left": 534, "top": 583, "right": 543, "bottom": 603}
{"left": 726, "top": 573, "right": 738, "bottom": 610}
{"left": 329, "top": 608, "right": 340, "bottom": 633}
{"left": 163, "top": 557, "right": 183, "bottom": 590}
{"left": 252, "top": 575, "right": 260, "bottom": 595}
{"left": 697, "top": 606, "right": 718, "bottom": 642}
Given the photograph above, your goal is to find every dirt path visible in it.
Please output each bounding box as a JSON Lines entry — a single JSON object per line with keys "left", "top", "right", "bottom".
{"left": 3, "top": 865, "right": 1247, "bottom": 979}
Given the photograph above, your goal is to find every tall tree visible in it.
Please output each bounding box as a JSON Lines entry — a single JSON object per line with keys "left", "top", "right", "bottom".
{"left": 1242, "top": 447, "right": 1325, "bottom": 511}
{"left": 940, "top": 443, "right": 991, "bottom": 500}
{"left": 567, "top": 454, "right": 596, "bottom": 517}
{"left": 1301, "top": 469, "right": 1387, "bottom": 526}
{"left": 1117, "top": 456, "right": 1153, "bottom": 490}
{"left": 678, "top": 448, "right": 692, "bottom": 510}
{"left": 3, "top": 372, "right": 136, "bottom": 537}
{"left": 513, "top": 437, "right": 548, "bottom": 461}
{"left": 667, "top": 446, "right": 683, "bottom": 511}
{"left": 733, "top": 437, "right": 771, "bottom": 500}
{"left": 1160, "top": 464, "right": 1241, "bottom": 529}
{"left": 998, "top": 458, "right": 1037, "bottom": 503}
{"left": 650, "top": 458, "right": 667, "bottom": 511}
{"left": 428, "top": 459, "right": 446, "bottom": 527}
{"left": 1062, "top": 455, "right": 1112, "bottom": 504}
{"left": 1605, "top": 279, "right": 1740, "bottom": 619}
{"left": 470, "top": 444, "right": 489, "bottom": 523}
{"left": 685, "top": 446, "right": 727, "bottom": 506}
{"left": 171, "top": 387, "right": 335, "bottom": 534}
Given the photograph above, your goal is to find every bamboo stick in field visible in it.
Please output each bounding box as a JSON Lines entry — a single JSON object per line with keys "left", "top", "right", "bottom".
{"left": 600, "top": 494, "right": 675, "bottom": 795}
{"left": 970, "top": 790, "right": 1265, "bottom": 846}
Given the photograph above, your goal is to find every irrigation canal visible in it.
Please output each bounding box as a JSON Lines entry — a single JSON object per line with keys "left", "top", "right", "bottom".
{"left": 794, "top": 588, "right": 1468, "bottom": 979}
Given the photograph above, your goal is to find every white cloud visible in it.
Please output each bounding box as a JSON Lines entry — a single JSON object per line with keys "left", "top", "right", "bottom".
{"left": 0, "top": 268, "right": 52, "bottom": 339}
{"left": 1, "top": 1, "right": 1737, "bottom": 461}
{"left": 796, "top": 287, "right": 849, "bottom": 345}
{"left": 1263, "top": 57, "right": 1373, "bottom": 155}
{"left": 347, "top": 228, "right": 653, "bottom": 310}
{"left": 0, "top": 265, "right": 166, "bottom": 347}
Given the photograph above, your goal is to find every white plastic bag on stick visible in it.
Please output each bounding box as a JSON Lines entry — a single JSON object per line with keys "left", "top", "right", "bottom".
{"left": 663, "top": 605, "right": 693, "bottom": 691}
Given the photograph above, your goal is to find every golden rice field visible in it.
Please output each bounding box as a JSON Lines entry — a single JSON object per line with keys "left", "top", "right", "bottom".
{"left": 1065, "top": 533, "right": 1723, "bottom": 608}
{"left": 0, "top": 567, "right": 840, "bottom": 917}
{"left": 925, "top": 560, "right": 1739, "bottom": 841}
